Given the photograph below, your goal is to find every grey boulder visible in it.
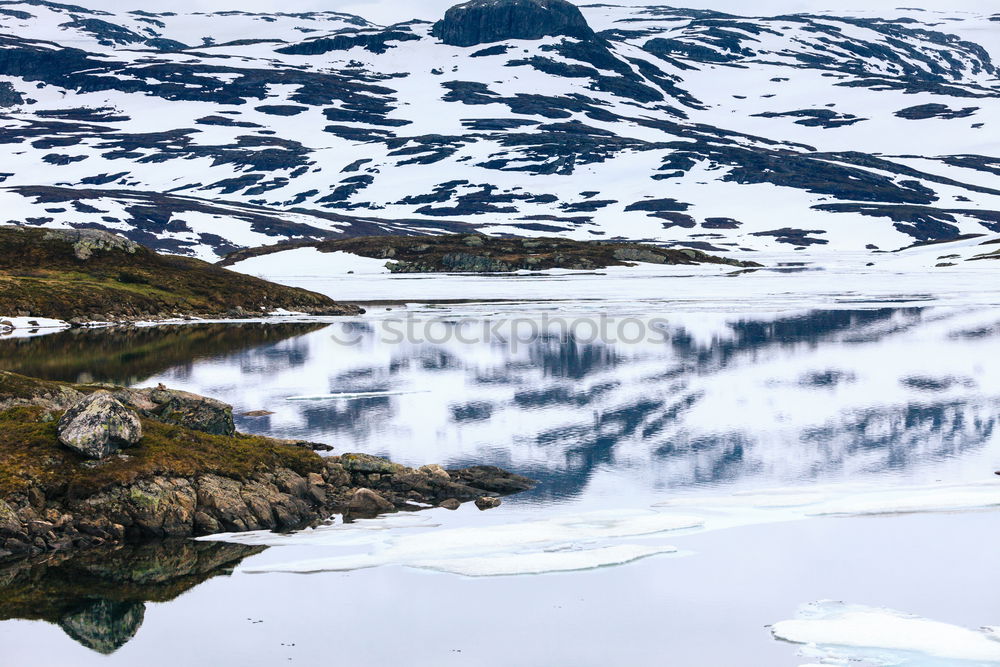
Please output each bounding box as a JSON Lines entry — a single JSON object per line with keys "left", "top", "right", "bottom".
{"left": 57, "top": 393, "right": 142, "bottom": 459}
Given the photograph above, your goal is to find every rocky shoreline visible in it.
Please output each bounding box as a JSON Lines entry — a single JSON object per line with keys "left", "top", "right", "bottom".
{"left": 0, "top": 371, "right": 535, "bottom": 561}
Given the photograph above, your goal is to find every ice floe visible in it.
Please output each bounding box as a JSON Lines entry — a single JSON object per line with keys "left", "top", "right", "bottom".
{"left": 411, "top": 544, "right": 680, "bottom": 577}
{"left": 217, "top": 480, "right": 1000, "bottom": 578}
{"left": 0, "top": 316, "right": 69, "bottom": 338}
{"left": 772, "top": 601, "right": 1000, "bottom": 665}
{"left": 234, "top": 510, "right": 701, "bottom": 576}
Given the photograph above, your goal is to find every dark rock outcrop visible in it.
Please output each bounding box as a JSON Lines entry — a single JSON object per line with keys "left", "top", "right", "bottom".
{"left": 432, "top": 0, "right": 595, "bottom": 47}
{"left": 57, "top": 393, "right": 142, "bottom": 459}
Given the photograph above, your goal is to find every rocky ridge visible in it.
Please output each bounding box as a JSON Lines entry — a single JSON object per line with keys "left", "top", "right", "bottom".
{"left": 220, "top": 233, "right": 762, "bottom": 272}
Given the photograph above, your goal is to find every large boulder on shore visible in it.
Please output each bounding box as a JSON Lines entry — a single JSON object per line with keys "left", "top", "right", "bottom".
{"left": 57, "top": 393, "right": 142, "bottom": 460}
{"left": 432, "top": 0, "right": 595, "bottom": 47}
{"left": 346, "top": 488, "right": 395, "bottom": 517}
{"left": 121, "top": 385, "right": 235, "bottom": 436}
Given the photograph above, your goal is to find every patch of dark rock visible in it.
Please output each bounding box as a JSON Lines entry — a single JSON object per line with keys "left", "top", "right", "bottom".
{"left": 59, "top": 18, "right": 145, "bottom": 46}
{"left": 276, "top": 29, "right": 420, "bottom": 56}
{"left": 0, "top": 82, "right": 25, "bottom": 107}
{"left": 144, "top": 37, "right": 189, "bottom": 51}
{"left": 461, "top": 117, "right": 538, "bottom": 131}
{"left": 560, "top": 199, "right": 616, "bottom": 213}
{"left": 42, "top": 153, "right": 87, "bottom": 165}
{"left": 625, "top": 198, "right": 690, "bottom": 213}
{"left": 254, "top": 104, "right": 308, "bottom": 116}
{"left": 895, "top": 103, "right": 979, "bottom": 120}
{"left": 751, "top": 228, "right": 829, "bottom": 246}
{"left": 656, "top": 213, "right": 698, "bottom": 229}
{"left": 752, "top": 109, "right": 866, "bottom": 128}
{"left": 702, "top": 217, "right": 742, "bottom": 229}
{"left": 195, "top": 115, "right": 261, "bottom": 128}
{"left": 471, "top": 44, "right": 510, "bottom": 57}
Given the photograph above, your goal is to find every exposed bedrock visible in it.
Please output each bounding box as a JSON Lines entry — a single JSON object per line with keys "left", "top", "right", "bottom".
{"left": 432, "top": 0, "right": 596, "bottom": 47}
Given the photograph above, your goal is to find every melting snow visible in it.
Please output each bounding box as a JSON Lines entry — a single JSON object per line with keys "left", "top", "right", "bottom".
{"left": 772, "top": 601, "right": 1000, "bottom": 665}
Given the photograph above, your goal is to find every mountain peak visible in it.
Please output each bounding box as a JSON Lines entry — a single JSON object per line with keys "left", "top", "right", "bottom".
{"left": 432, "top": 0, "right": 594, "bottom": 47}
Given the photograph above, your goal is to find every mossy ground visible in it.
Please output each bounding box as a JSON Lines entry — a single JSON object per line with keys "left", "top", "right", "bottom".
{"left": 0, "top": 406, "right": 323, "bottom": 498}
{"left": 0, "top": 226, "right": 352, "bottom": 320}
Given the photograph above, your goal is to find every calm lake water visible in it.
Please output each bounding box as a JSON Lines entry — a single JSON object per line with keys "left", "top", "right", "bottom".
{"left": 2, "top": 303, "right": 998, "bottom": 666}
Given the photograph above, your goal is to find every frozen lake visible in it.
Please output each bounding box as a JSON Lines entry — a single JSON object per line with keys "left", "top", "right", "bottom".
{"left": 1, "top": 265, "right": 998, "bottom": 666}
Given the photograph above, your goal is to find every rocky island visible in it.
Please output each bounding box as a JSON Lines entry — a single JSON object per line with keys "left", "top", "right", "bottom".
{"left": 0, "top": 226, "right": 361, "bottom": 324}
{"left": 220, "top": 233, "right": 762, "bottom": 273}
{"left": 0, "top": 371, "right": 535, "bottom": 561}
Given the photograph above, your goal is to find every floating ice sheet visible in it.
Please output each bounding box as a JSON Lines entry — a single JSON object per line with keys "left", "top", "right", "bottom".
{"left": 213, "top": 481, "right": 1000, "bottom": 578}
{"left": 237, "top": 510, "right": 702, "bottom": 575}
{"left": 772, "top": 601, "right": 1000, "bottom": 665}
{"left": 412, "top": 544, "right": 679, "bottom": 577}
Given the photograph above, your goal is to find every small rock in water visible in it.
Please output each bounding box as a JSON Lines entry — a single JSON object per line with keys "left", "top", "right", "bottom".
{"left": 57, "top": 393, "right": 142, "bottom": 460}
{"left": 242, "top": 410, "right": 275, "bottom": 417}
{"left": 346, "top": 488, "right": 395, "bottom": 517}
{"left": 439, "top": 498, "right": 461, "bottom": 510}
{"left": 474, "top": 496, "right": 502, "bottom": 511}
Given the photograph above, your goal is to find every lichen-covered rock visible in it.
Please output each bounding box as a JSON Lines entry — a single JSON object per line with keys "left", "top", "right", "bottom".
{"left": 57, "top": 393, "right": 142, "bottom": 459}
{"left": 339, "top": 453, "right": 404, "bottom": 475}
{"left": 119, "top": 385, "right": 235, "bottom": 436}
{"left": 42, "top": 228, "right": 141, "bottom": 261}
{"left": 448, "top": 466, "right": 536, "bottom": 495}
{"left": 432, "top": 0, "right": 595, "bottom": 47}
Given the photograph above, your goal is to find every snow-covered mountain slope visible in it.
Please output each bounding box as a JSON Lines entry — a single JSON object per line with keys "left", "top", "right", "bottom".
{"left": 1, "top": 0, "right": 999, "bottom": 261}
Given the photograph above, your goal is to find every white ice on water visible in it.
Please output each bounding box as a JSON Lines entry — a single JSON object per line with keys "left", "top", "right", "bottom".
{"left": 216, "top": 480, "right": 1000, "bottom": 578}
{"left": 0, "top": 316, "right": 69, "bottom": 338}
{"left": 411, "top": 544, "right": 680, "bottom": 577}
{"left": 233, "top": 510, "right": 702, "bottom": 576}
{"left": 772, "top": 601, "right": 1000, "bottom": 665}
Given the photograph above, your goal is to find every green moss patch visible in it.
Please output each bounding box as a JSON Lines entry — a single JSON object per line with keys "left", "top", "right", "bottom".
{"left": 0, "top": 407, "right": 323, "bottom": 498}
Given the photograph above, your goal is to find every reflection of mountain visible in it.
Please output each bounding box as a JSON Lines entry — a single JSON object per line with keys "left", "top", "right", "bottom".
{"left": 132, "top": 308, "right": 999, "bottom": 502}
{"left": 0, "top": 322, "right": 325, "bottom": 385}
{"left": 0, "top": 541, "right": 263, "bottom": 654}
